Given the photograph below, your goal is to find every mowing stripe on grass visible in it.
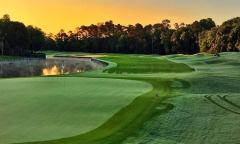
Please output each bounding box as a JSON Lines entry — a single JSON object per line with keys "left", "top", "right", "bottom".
{"left": 0, "top": 77, "right": 152, "bottom": 144}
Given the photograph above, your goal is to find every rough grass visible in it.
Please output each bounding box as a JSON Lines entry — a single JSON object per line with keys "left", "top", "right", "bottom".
{"left": 122, "top": 52, "right": 240, "bottom": 144}
{"left": 9, "top": 53, "right": 193, "bottom": 144}
{"left": 2, "top": 52, "right": 239, "bottom": 144}
{"left": 0, "top": 77, "right": 152, "bottom": 144}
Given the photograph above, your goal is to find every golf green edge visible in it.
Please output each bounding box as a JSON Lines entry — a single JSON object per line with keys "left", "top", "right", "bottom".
{"left": 19, "top": 55, "right": 194, "bottom": 144}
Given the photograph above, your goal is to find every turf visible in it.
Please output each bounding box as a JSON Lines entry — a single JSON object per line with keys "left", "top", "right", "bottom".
{"left": 0, "top": 77, "right": 152, "bottom": 144}
{"left": 1, "top": 52, "right": 239, "bottom": 144}
{"left": 101, "top": 55, "right": 194, "bottom": 74}
{"left": 122, "top": 52, "right": 240, "bottom": 144}
{"left": 10, "top": 53, "right": 193, "bottom": 144}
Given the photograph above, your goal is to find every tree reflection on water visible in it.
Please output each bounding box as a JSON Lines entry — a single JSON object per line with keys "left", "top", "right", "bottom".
{"left": 42, "top": 65, "right": 61, "bottom": 76}
{"left": 42, "top": 65, "right": 84, "bottom": 76}
{"left": 0, "top": 58, "right": 105, "bottom": 78}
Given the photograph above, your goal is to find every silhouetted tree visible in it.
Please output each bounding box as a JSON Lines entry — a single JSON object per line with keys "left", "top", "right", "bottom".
{"left": 0, "top": 15, "right": 29, "bottom": 55}
{"left": 27, "top": 25, "right": 45, "bottom": 53}
{"left": 44, "top": 33, "right": 57, "bottom": 51}
{"left": 1, "top": 14, "right": 239, "bottom": 56}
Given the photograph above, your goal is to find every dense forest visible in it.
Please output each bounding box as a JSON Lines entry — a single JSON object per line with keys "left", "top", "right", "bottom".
{"left": 0, "top": 14, "right": 45, "bottom": 56}
{"left": 0, "top": 14, "right": 239, "bottom": 56}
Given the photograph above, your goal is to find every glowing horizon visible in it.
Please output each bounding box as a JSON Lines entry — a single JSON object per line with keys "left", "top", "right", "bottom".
{"left": 0, "top": 0, "right": 239, "bottom": 34}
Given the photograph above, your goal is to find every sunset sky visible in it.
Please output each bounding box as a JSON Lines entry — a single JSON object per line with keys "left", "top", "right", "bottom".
{"left": 0, "top": 0, "right": 239, "bottom": 34}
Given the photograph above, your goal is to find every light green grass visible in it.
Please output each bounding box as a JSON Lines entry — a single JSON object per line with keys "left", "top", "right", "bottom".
{"left": 101, "top": 55, "right": 194, "bottom": 74}
{"left": 122, "top": 52, "right": 240, "bottom": 144}
{"left": 0, "top": 77, "right": 152, "bottom": 144}
{"left": 14, "top": 53, "right": 193, "bottom": 144}
{"left": 2, "top": 52, "right": 239, "bottom": 144}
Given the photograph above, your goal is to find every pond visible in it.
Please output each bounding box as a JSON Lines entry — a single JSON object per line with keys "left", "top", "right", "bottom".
{"left": 0, "top": 57, "right": 106, "bottom": 78}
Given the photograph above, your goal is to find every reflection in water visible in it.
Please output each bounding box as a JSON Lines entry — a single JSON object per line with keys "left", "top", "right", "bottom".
{"left": 42, "top": 65, "right": 84, "bottom": 76}
{"left": 42, "top": 65, "right": 60, "bottom": 76}
{"left": 0, "top": 58, "right": 106, "bottom": 78}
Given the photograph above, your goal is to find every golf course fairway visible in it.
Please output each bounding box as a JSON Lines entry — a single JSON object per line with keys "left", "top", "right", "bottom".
{"left": 0, "top": 52, "right": 239, "bottom": 144}
{"left": 0, "top": 77, "right": 152, "bottom": 144}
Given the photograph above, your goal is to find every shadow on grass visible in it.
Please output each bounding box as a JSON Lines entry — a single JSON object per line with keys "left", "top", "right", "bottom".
{"left": 155, "top": 103, "right": 175, "bottom": 114}
{"left": 218, "top": 95, "right": 240, "bottom": 109}
{"left": 204, "top": 95, "right": 240, "bottom": 115}
{"left": 171, "top": 79, "right": 191, "bottom": 90}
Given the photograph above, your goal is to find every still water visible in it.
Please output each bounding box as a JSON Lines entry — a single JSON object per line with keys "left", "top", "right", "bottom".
{"left": 0, "top": 57, "right": 106, "bottom": 78}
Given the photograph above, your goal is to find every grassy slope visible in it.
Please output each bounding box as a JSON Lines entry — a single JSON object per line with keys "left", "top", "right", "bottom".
{"left": 0, "top": 77, "right": 152, "bottom": 144}
{"left": 5, "top": 52, "right": 239, "bottom": 144}
{"left": 18, "top": 54, "right": 193, "bottom": 144}
{"left": 101, "top": 55, "right": 193, "bottom": 74}
{"left": 122, "top": 52, "right": 240, "bottom": 144}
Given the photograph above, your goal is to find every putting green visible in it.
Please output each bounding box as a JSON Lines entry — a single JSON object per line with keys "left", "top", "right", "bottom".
{"left": 0, "top": 77, "right": 152, "bottom": 144}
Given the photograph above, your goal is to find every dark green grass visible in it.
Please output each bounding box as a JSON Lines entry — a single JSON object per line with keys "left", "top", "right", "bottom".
{"left": 14, "top": 54, "right": 194, "bottom": 144}
{"left": 121, "top": 52, "right": 240, "bottom": 144}
{"left": 0, "top": 56, "right": 21, "bottom": 61}
{"left": 0, "top": 77, "right": 151, "bottom": 144}
{"left": 7, "top": 52, "right": 238, "bottom": 144}
{"left": 25, "top": 53, "right": 240, "bottom": 144}
{"left": 21, "top": 78, "right": 176, "bottom": 144}
{"left": 101, "top": 55, "right": 194, "bottom": 74}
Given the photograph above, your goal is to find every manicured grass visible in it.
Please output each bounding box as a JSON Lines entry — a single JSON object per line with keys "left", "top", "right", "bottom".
{"left": 2, "top": 52, "right": 239, "bottom": 144}
{"left": 101, "top": 55, "right": 194, "bottom": 74}
{"left": 0, "top": 77, "right": 152, "bottom": 144}
{"left": 24, "top": 78, "right": 173, "bottom": 144}
{"left": 14, "top": 53, "right": 193, "bottom": 144}
{"left": 122, "top": 53, "right": 240, "bottom": 144}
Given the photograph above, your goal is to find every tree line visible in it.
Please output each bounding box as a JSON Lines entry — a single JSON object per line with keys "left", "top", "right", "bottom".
{"left": 44, "top": 17, "right": 240, "bottom": 54}
{"left": 0, "top": 14, "right": 45, "bottom": 56}
{"left": 0, "top": 14, "right": 239, "bottom": 56}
